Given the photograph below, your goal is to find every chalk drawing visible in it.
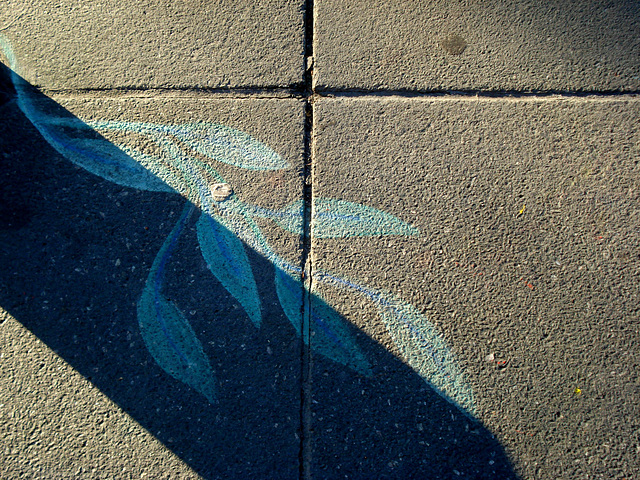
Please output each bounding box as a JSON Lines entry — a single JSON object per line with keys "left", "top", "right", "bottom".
{"left": 1, "top": 35, "right": 476, "bottom": 416}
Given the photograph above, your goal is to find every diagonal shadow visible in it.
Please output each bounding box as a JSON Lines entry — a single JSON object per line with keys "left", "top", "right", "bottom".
{"left": 0, "top": 64, "right": 518, "bottom": 479}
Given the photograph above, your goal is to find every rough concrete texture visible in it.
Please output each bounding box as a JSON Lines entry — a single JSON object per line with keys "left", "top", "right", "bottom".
{"left": 314, "top": 0, "right": 640, "bottom": 92}
{"left": 0, "top": 0, "right": 304, "bottom": 89}
{"left": 311, "top": 96, "right": 640, "bottom": 478}
{"left": 0, "top": 91, "right": 305, "bottom": 478}
{"left": 0, "top": 309, "right": 201, "bottom": 479}
{"left": 2, "top": 2, "right": 640, "bottom": 479}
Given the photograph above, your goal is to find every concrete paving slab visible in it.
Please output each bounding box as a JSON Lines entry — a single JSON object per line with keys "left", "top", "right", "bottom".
{"left": 310, "top": 96, "right": 640, "bottom": 478}
{"left": 0, "top": 0, "right": 304, "bottom": 90}
{"left": 0, "top": 83, "right": 306, "bottom": 478}
{"left": 313, "top": 1, "right": 640, "bottom": 92}
{"left": 0, "top": 309, "right": 201, "bottom": 479}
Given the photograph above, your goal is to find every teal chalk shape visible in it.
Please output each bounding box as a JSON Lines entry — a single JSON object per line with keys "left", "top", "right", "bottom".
{"left": 260, "top": 198, "right": 419, "bottom": 238}
{"left": 12, "top": 114, "right": 174, "bottom": 193}
{"left": 312, "top": 198, "right": 419, "bottom": 238}
{"left": 3, "top": 33, "right": 476, "bottom": 415}
{"left": 137, "top": 206, "right": 217, "bottom": 404}
{"left": 138, "top": 287, "right": 217, "bottom": 404}
{"left": 275, "top": 268, "right": 372, "bottom": 376}
{"left": 197, "top": 212, "right": 262, "bottom": 327}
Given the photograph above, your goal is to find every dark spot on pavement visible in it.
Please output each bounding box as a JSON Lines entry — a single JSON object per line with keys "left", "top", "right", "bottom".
{"left": 440, "top": 33, "right": 468, "bottom": 55}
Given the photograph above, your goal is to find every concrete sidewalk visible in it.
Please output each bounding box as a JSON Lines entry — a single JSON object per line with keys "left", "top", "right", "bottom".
{"left": 1, "top": 2, "right": 639, "bottom": 479}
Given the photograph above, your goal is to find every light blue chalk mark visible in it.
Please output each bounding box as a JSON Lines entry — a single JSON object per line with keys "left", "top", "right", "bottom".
{"left": 5, "top": 98, "right": 173, "bottom": 193}
{"left": 19, "top": 114, "right": 287, "bottom": 198}
{"left": 275, "top": 268, "right": 372, "bottom": 376}
{"left": 2, "top": 32, "right": 476, "bottom": 416}
{"left": 137, "top": 205, "right": 217, "bottom": 404}
{"left": 215, "top": 200, "right": 301, "bottom": 274}
{"left": 312, "top": 198, "right": 420, "bottom": 238}
{"left": 172, "top": 122, "right": 288, "bottom": 171}
{"left": 310, "top": 269, "right": 475, "bottom": 417}
{"left": 0, "top": 39, "right": 173, "bottom": 194}
{"left": 52, "top": 118, "right": 289, "bottom": 171}
{"left": 274, "top": 268, "right": 304, "bottom": 336}
{"left": 244, "top": 198, "right": 419, "bottom": 238}
{"left": 242, "top": 202, "right": 304, "bottom": 235}
{"left": 146, "top": 130, "right": 220, "bottom": 206}
{"left": 376, "top": 295, "right": 476, "bottom": 416}
{"left": 196, "top": 212, "right": 262, "bottom": 328}
{"left": 50, "top": 132, "right": 176, "bottom": 193}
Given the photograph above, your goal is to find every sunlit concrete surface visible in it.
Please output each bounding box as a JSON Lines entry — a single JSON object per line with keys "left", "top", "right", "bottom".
{"left": 0, "top": 309, "right": 202, "bottom": 479}
{"left": 311, "top": 96, "right": 640, "bottom": 478}
{"left": 0, "top": 0, "right": 304, "bottom": 89}
{"left": 314, "top": 0, "right": 640, "bottom": 92}
{"left": 1, "top": 1, "right": 639, "bottom": 479}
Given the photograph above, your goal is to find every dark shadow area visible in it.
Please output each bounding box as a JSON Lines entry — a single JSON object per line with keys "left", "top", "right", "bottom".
{"left": 0, "top": 64, "right": 518, "bottom": 479}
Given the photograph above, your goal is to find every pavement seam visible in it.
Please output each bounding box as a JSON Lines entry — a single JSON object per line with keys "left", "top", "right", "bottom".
{"left": 299, "top": 0, "right": 315, "bottom": 478}
{"left": 35, "top": 87, "right": 640, "bottom": 102}
{"left": 299, "top": 100, "right": 313, "bottom": 480}
{"left": 36, "top": 87, "right": 306, "bottom": 100}
{"left": 313, "top": 88, "right": 640, "bottom": 98}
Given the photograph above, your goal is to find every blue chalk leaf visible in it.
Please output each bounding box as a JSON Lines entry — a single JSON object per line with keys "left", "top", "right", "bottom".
{"left": 197, "top": 212, "right": 262, "bottom": 327}
{"left": 39, "top": 116, "right": 175, "bottom": 193}
{"left": 274, "top": 268, "right": 303, "bottom": 337}
{"left": 312, "top": 198, "right": 419, "bottom": 238}
{"left": 171, "top": 123, "right": 289, "bottom": 171}
{"left": 266, "top": 199, "right": 419, "bottom": 238}
{"left": 138, "top": 286, "right": 217, "bottom": 404}
{"left": 275, "top": 268, "right": 372, "bottom": 375}
{"left": 376, "top": 295, "right": 476, "bottom": 416}
{"left": 136, "top": 205, "right": 217, "bottom": 404}
{"left": 266, "top": 201, "right": 304, "bottom": 236}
